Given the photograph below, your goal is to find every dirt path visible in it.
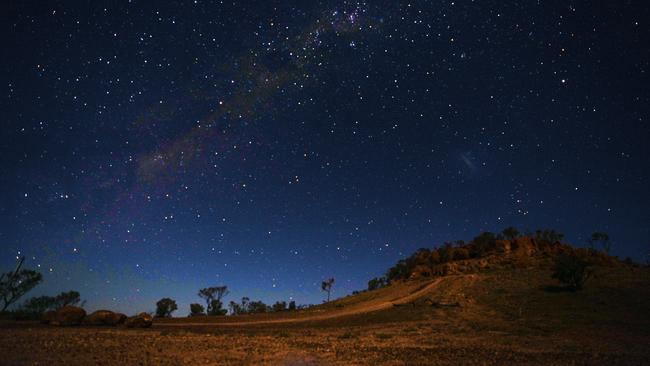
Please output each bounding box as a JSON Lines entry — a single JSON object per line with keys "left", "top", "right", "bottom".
{"left": 157, "top": 278, "right": 443, "bottom": 327}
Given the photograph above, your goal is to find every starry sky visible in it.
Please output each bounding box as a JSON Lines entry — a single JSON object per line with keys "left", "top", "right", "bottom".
{"left": 1, "top": 1, "right": 648, "bottom": 315}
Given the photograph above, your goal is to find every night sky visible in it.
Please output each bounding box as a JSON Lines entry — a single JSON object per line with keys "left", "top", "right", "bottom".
{"left": 1, "top": 1, "right": 648, "bottom": 314}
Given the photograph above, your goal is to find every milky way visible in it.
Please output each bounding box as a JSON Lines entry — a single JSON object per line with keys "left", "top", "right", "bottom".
{"left": 1, "top": 1, "right": 648, "bottom": 314}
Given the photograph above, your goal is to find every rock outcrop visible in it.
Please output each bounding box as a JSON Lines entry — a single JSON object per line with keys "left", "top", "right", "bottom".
{"left": 124, "top": 312, "right": 153, "bottom": 328}
{"left": 84, "top": 310, "right": 127, "bottom": 326}
{"left": 49, "top": 306, "right": 86, "bottom": 326}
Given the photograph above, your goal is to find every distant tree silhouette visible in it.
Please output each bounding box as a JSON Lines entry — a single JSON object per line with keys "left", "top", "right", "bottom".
{"left": 248, "top": 300, "right": 268, "bottom": 313}
{"left": 321, "top": 278, "right": 335, "bottom": 302}
{"left": 228, "top": 300, "right": 241, "bottom": 315}
{"left": 502, "top": 226, "right": 520, "bottom": 241}
{"left": 241, "top": 297, "right": 250, "bottom": 313}
{"left": 22, "top": 295, "right": 56, "bottom": 315}
{"left": 588, "top": 232, "right": 611, "bottom": 253}
{"left": 552, "top": 253, "right": 592, "bottom": 291}
{"left": 1, "top": 257, "right": 42, "bottom": 311}
{"left": 198, "top": 286, "right": 229, "bottom": 316}
{"left": 471, "top": 232, "right": 496, "bottom": 257}
{"left": 54, "top": 290, "right": 82, "bottom": 309}
{"left": 535, "top": 229, "right": 564, "bottom": 243}
{"left": 272, "top": 301, "right": 287, "bottom": 312}
{"left": 368, "top": 277, "right": 387, "bottom": 291}
{"left": 189, "top": 303, "right": 205, "bottom": 316}
{"left": 155, "top": 298, "right": 178, "bottom": 318}
{"left": 288, "top": 300, "right": 296, "bottom": 311}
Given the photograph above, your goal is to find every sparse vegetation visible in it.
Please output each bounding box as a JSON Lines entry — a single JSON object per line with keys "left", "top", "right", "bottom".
{"left": 155, "top": 298, "right": 178, "bottom": 318}
{"left": 368, "top": 276, "right": 387, "bottom": 291}
{"left": 552, "top": 253, "right": 592, "bottom": 291}
{"left": 321, "top": 278, "right": 335, "bottom": 302}
{"left": 0, "top": 257, "right": 42, "bottom": 312}
{"left": 189, "top": 303, "right": 205, "bottom": 316}
{"left": 198, "top": 286, "right": 228, "bottom": 316}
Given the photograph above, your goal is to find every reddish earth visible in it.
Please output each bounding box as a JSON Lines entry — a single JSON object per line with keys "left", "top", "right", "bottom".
{"left": 1, "top": 264, "right": 649, "bottom": 365}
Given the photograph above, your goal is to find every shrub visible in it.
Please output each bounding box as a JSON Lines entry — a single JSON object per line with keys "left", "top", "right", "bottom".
{"left": 367, "top": 277, "right": 387, "bottom": 291}
{"left": 471, "top": 232, "right": 496, "bottom": 257}
{"left": 189, "top": 303, "right": 205, "bottom": 316}
{"left": 272, "top": 301, "right": 287, "bottom": 312}
{"left": 552, "top": 253, "right": 592, "bottom": 291}
{"left": 453, "top": 247, "right": 470, "bottom": 260}
{"left": 155, "top": 298, "right": 178, "bottom": 318}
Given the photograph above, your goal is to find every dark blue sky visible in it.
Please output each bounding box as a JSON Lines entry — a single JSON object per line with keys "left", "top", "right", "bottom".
{"left": 1, "top": 1, "right": 648, "bottom": 314}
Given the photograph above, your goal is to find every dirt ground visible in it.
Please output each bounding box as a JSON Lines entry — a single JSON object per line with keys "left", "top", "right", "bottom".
{"left": 2, "top": 266, "right": 649, "bottom": 365}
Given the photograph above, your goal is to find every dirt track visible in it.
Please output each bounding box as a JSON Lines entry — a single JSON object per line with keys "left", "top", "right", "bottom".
{"left": 157, "top": 278, "right": 444, "bottom": 327}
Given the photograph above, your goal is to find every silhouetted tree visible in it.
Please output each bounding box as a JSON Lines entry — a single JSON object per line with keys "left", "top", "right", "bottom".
{"left": 321, "top": 278, "right": 335, "bottom": 302}
{"left": 208, "top": 299, "right": 227, "bottom": 315}
{"left": 1, "top": 257, "right": 42, "bottom": 311}
{"left": 22, "top": 295, "right": 56, "bottom": 315}
{"left": 189, "top": 303, "right": 205, "bottom": 316}
{"left": 535, "top": 229, "right": 564, "bottom": 243}
{"left": 228, "top": 301, "right": 241, "bottom": 315}
{"left": 471, "top": 232, "right": 496, "bottom": 257}
{"left": 502, "top": 226, "right": 520, "bottom": 241}
{"left": 198, "top": 286, "right": 229, "bottom": 316}
{"left": 552, "top": 253, "right": 592, "bottom": 291}
{"left": 248, "top": 300, "right": 268, "bottom": 313}
{"left": 588, "top": 232, "right": 611, "bottom": 253}
{"left": 288, "top": 300, "right": 296, "bottom": 311}
{"left": 155, "top": 298, "right": 178, "bottom": 318}
{"left": 54, "top": 290, "right": 82, "bottom": 309}
{"left": 272, "top": 301, "right": 287, "bottom": 312}
{"left": 368, "top": 276, "right": 387, "bottom": 291}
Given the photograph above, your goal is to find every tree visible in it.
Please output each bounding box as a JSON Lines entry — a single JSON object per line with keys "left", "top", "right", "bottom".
{"left": 228, "top": 300, "right": 242, "bottom": 315}
{"left": 471, "top": 232, "right": 496, "bottom": 257}
{"left": 288, "top": 300, "right": 296, "bottom": 311}
{"left": 189, "top": 303, "right": 205, "bottom": 316}
{"left": 535, "top": 229, "right": 564, "bottom": 243}
{"left": 588, "top": 232, "right": 611, "bottom": 253}
{"left": 368, "top": 276, "right": 387, "bottom": 291}
{"left": 272, "top": 301, "right": 287, "bottom": 312}
{"left": 54, "top": 290, "right": 82, "bottom": 309}
{"left": 321, "top": 278, "right": 335, "bottom": 302}
{"left": 552, "top": 253, "right": 592, "bottom": 291}
{"left": 1, "top": 257, "right": 42, "bottom": 311}
{"left": 198, "top": 286, "right": 229, "bottom": 316}
{"left": 155, "top": 298, "right": 178, "bottom": 318}
{"left": 248, "top": 300, "right": 268, "bottom": 313}
{"left": 502, "top": 226, "right": 520, "bottom": 241}
{"left": 208, "top": 299, "right": 227, "bottom": 315}
{"left": 241, "top": 297, "right": 250, "bottom": 313}
{"left": 22, "top": 295, "right": 56, "bottom": 315}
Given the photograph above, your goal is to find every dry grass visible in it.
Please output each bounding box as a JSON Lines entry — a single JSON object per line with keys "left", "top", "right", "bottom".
{"left": 1, "top": 265, "right": 649, "bottom": 365}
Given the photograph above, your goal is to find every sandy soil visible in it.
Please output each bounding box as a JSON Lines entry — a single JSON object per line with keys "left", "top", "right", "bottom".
{"left": 2, "top": 268, "right": 649, "bottom": 365}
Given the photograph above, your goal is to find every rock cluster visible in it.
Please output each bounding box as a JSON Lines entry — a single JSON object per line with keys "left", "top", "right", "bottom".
{"left": 124, "top": 312, "right": 153, "bottom": 328}
{"left": 41, "top": 307, "right": 149, "bottom": 328}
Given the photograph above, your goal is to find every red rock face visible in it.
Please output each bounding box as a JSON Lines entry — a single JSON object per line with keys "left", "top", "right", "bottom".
{"left": 124, "top": 313, "right": 153, "bottom": 328}
{"left": 84, "top": 310, "right": 126, "bottom": 326}
{"left": 50, "top": 306, "right": 86, "bottom": 326}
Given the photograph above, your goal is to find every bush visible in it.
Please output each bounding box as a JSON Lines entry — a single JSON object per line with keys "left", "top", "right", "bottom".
{"left": 552, "top": 253, "right": 592, "bottom": 291}
{"left": 189, "top": 303, "right": 205, "bottom": 316}
{"left": 453, "top": 247, "right": 470, "bottom": 260}
{"left": 367, "top": 277, "right": 387, "bottom": 291}
{"left": 155, "top": 298, "right": 178, "bottom": 318}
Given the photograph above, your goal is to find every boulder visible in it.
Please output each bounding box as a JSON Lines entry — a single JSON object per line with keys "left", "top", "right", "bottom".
{"left": 84, "top": 310, "right": 127, "bottom": 326}
{"left": 512, "top": 236, "right": 536, "bottom": 256}
{"left": 50, "top": 306, "right": 86, "bottom": 326}
{"left": 494, "top": 240, "right": 511, "bottom": 254}
{"left": 124, "top": 312, "right": 153, "bottom": 328}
